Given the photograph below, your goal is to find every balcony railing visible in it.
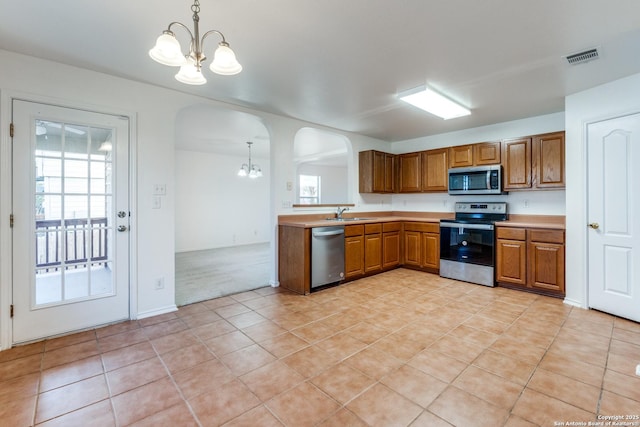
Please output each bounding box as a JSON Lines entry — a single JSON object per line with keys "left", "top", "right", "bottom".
{"left": 36, "top": 217, "right": 108, "bottom": 271}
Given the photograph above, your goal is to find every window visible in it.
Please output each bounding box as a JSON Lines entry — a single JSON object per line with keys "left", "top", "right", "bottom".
{"left": 299, "top": 175, "right": 321, "bottom": 205}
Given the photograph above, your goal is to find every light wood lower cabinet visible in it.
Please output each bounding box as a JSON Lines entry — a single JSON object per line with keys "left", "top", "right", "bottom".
{"left": 496, "top": 227, "right": 565, "bottom": 296}
{"left": 364, "top": 223, "right": 382, "bottom": 274}
{"left": 382, "top": 222, "right": 401, "bottom": 269}
{"left": 402, "top": 222, "right": 440, "bottom": 272}
{"left": 278, "top": 225, "right": 311, "bottom": 295}
{"left": 344, "top": 225, "right": 365, "bottom": 279}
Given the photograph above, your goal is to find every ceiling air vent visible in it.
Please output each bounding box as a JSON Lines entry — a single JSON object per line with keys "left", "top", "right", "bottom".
{"left": 565, "top": 48, "right": 599, "bottom": 65}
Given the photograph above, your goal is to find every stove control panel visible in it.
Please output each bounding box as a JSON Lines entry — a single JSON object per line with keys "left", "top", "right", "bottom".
{"left": 454, "top": 202, "right": 507, "bottom": 215}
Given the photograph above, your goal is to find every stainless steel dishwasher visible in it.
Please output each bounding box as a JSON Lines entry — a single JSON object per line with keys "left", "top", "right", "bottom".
{"left": 311, "top": 226, "right": 345, "bottom": 289}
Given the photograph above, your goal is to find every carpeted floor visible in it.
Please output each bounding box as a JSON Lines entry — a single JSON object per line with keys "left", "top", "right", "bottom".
{"left": 175, "top": 243, "right": 271, "bottom": 306}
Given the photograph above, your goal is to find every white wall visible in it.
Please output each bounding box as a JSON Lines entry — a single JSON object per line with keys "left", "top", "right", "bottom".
{"left": 175, "top": 150, "right": 270, "bottom": 252}
{"left": 296, "top": 163, "right": 348, "bottom": 204}
{"left": 386, "top": 112, "right": 567, "bottom": 215}
{"left": 564, "top": 72, "right": 640, "bottom": 308}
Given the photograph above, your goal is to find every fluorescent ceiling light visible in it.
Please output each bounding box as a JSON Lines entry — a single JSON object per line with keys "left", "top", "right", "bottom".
{"left": 399, "top": 87, "right": 471, "bottom": 120}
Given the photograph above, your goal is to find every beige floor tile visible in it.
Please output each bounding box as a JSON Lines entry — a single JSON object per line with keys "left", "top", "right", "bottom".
{"left": 599, "top": 390, "right": 640, "bottom": 415}
{"left": 381, "top": 364, "right": 448, "bottom": 408}
{"left": 106, "top": 356, "right": 167, "bottom": 396}
{"left": 267, "top": 382, "right": 341, "bottom": 427}
{"left": 344, "top": 347, "right": 404, "bottom": 380}
{"left": 527, "top": 368, "right": 601, "bottom": 413}
{"left": 100, "top": 341, "right": 156, "bottom": 372}
{"left": 128, "top": 402, "right": 198, "bottom": 427}
{"left": 311, "top": 362, "right": 376, "bottom": 405}
{"left": 36, "top": 399, "right": 115, "bottom": 427}
{"left": 408, "top": 349, "right": 468, "bottom": 383}
{"left": 409, "top": 410, "right": 454, "bottom": 426}
{"left": 160, "top": 342, "right": 215, "bottom": 374}
{"left": 173, "top": 358, "right": 236, "bottom": 400}
{"left": 35, "top": 375, "right": 109, "bottom": 424}
{"left": 0, "top": 372, "right": 39, "bottom": 405}
{"left": 189, "top": 379, "right": 260, "bottom": 426}
{"left": 282, "top": 345, "right": 339, "bottom": 378}
{"left": 259, "top": 332, "right": 309, "bottom": 358}
{"left": 220, "top": 344, "right": 277, "bottom": 376}
{"left": 204, "top": 330, "right": 255, "bottom": 356}
{"left": 428, "top": 386, "right": 510, "bottom": 427}
{"left": 40, "top": 355, "right": 104, "bottom": 392}
{"left": 315, "top": 332, "right": 368, "bottom": 361}
{"left": 240, "top": 360, "right": 305, "bottom": 401}
{"left": 512, "top": 388, "right": 594, "bottom": 426}
{"left": 347, "top": 383, "right": 423, "bottom": 427}
{"left": 453, "top": 365, "right": 523, "bottom": 409}
{"left": 0, "top": 395, "right": 37, "bottom": 427}
{"left": 538, "top": 349, "right": 604, "bottom": 387}
{"left": 222, "top": 405, "right": 284, "bottom": 427}
{"left": 240, "top": 320, "right": 287, "bottom": 342}
{"left": 316, "top": 408, "right": 368, "bottom": 427}
{"left": 602, "top": 368, "right": 640, "bottom": 401}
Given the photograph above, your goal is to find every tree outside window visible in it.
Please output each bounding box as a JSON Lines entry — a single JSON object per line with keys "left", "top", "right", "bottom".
{"left": 299, "top": 175, "right": 320, "bottom": 204}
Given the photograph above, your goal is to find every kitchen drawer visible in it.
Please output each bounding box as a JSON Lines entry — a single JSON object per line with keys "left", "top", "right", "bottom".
{"left": 529, "top": 229, "right": 564, "bottom": 244}
{"left": 365, "top": 223, "right": 382, "bottom": 234}
{"left": 344, "top": 225, "right": 364, "bottom": 237}
{"left": 403, "top": 222, "right": 440, "bottom": 233}
{"left": 383, "top": 222, "right": 402, "bottom": 233}
{"left": 496, "top": 227, "right": 526, "bottom": 240}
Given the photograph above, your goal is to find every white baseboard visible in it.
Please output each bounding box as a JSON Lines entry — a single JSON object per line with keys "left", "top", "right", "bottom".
{"left": 269, "top": 280, "right": 280, "bottom": 288}
{"left": 563, "top": 297, "right": 584, "bottom": 308}
{"left": 135, "top": 304, "right": 178, "bottom": 320}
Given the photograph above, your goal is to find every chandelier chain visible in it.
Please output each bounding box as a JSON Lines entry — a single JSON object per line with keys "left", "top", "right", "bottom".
{"left": 192, "top": 0, "right": 200, "bottom": 20}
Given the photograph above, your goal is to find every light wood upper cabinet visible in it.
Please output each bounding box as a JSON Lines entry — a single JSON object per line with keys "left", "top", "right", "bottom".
{"left": 474, "top": 141, "right": 501, "bottom": 165}
{"left": 449, "top": 141, "right": 501, "bottom": 168}
{"left": 449, "top": 144, "right": 474, "bottom": 168}
{"left": 359, "top": 150, "right": 396, "bottom": 193}
{"left": 399, "top": 152, "right": 422, "bottom": 192}
{"left": 502, "top": 137, "right": 532, "bottom": 190}
{"left": 502, "top": 132, "right": 565, "bottom": 191}
{"left": 533, "top": 132, "right": 565, "bottom": 188}
{"left": 421, "top": 148, "right": 448, "bottom": 192}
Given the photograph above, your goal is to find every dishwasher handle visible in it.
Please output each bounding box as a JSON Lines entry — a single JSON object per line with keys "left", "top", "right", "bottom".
{"left": 312, "top": 228, "right": 345, "bottom": 237}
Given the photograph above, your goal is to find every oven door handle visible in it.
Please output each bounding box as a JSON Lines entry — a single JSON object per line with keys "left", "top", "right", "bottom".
{"left": 440, "top": 222, "right": 494, "bottom": 231}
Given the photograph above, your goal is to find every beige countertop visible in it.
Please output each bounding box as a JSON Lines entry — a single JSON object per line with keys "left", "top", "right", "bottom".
{"left": 495, "top": 214, "right": 565, "bottom": 230}
{"left": 279, "top": 211, "right": 565, "bottom": 229}
{"left": 278, "top": 211, "right": 452, "bottom": 228}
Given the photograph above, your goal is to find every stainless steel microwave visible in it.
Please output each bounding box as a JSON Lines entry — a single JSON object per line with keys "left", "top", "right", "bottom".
{"left": 448, "top": 165, "right": 503, "bottom": 195}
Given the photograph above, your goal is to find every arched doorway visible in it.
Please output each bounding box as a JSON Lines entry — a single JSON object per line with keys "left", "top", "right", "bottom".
{"left": 174, "top": 105, "right": 271, "bottom": 305}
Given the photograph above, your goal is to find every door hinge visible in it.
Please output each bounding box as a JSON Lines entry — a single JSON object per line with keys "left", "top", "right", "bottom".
{"left": 10, "top": 123, "right": 14, "bottom": 138}
{"left": 10, "top": 305, "right": 14, "bottom": 318}
{"left": 10, "top": 214, "right": 14, "bottom": 228}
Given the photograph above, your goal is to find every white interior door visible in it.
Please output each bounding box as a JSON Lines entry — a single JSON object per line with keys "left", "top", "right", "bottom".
{"left": 12, "top": 100, "right": 130, "bottom": 344}
{"left": 587, "top": 112, "right": 640, "bottom": 322}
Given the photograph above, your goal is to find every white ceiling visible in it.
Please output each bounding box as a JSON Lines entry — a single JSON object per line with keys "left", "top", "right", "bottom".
{"left": 2, "top": 1, "right": 640, "bottom": 143}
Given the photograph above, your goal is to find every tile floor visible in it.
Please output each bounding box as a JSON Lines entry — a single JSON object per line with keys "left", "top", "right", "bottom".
{"left": 1, "top": 269, "right": 639, "bottom": 427}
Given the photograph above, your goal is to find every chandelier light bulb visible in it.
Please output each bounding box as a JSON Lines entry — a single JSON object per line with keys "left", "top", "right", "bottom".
{"left": 149, "top": 32, "right": 187, "bottom": 66}
{"left": 210, "top": 43, "right": 242, "bottom": 75}
{"left": 175, "top": 59, "right": 207, "bottom": 85}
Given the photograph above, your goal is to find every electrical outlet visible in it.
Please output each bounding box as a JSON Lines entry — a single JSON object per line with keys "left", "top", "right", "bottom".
{"left": 153, "top": 184, "right": 166, "bottom": 195}
{"left": 155, "top": 277, "right": 164, "bottom": 290}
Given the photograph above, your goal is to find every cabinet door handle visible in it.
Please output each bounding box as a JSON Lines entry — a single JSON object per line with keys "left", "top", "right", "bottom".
{"left": 588, "top": 222, "right": 599, "bottom": 230}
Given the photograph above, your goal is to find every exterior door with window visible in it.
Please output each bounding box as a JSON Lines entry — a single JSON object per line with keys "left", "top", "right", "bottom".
{"left": 12, "top": 100, "right": 130, "bottom": 343}
{"left": 587, "top": 113, "right": 640, "bottom": 322}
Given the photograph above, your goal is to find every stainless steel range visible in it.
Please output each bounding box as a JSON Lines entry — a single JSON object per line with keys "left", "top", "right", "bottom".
{"left": 439, "top": 202, "right": 507, "bottom": 287}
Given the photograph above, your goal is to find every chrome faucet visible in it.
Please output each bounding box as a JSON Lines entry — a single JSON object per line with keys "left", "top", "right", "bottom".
{"left": 336, "top": 206, "right": 348, "bottom": 219}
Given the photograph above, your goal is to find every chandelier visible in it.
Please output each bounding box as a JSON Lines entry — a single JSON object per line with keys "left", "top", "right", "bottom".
{"left": 238, "top": 142, "right": 262, "bottom": 178}
{"left": 148, "top": 0, "right": 242, "bottom": 85}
